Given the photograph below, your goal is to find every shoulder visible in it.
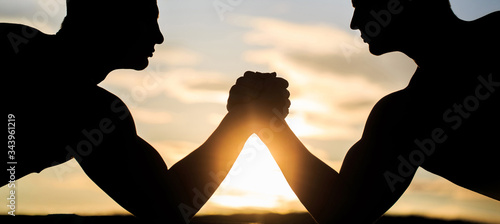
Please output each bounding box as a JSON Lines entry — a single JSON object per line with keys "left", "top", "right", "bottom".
{"left": 93, "top": 87, "right": 133, "bottom": 124}
{"left": 473, "top": 11, "right": 500, "bottom": 25}
{"left": 361, "top": 89, "right": 414, "bottom": 141}
{"left": 67, "top": 86, "right": 136, "bottom": 137}
{"left": 2, "top": 23, "right": 48, "bottom": 83}
{"left": 66, "top": 86, "right": 140, "bottom": 143}
{"left": 468, "top": 12, "right": 500, "bottom": 66}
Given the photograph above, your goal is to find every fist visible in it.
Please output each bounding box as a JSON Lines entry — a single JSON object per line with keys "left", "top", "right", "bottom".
{"left": 227, "top": 71, "right": 290, "bottom": 119}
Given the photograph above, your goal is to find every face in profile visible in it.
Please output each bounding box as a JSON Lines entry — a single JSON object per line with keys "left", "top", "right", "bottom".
{"left": 72, "top": 0, "right": 164, "bottom": 71}
{"left": 350, "top": 0, "right": 417, "bottom": 55}
{"left": 109, "top": 0, "right": 164, "bottom": 70}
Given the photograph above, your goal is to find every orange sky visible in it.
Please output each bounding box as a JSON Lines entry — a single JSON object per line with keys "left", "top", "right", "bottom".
{"left": 1, "top": 0, "right": 500, "bottom": 223}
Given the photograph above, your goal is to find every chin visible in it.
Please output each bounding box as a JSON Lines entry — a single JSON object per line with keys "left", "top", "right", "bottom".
{"left": 369, "top": 47, "right": 385, "bottom": 56}
{"left": 129, "top": 58, "right": 150, "bottom": 71}
{"left": 368, "top": 43, "right": 395, "bottom": 56}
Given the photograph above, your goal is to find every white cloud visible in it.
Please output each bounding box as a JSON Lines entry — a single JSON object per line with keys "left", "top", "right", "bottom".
{"left": 0, "top": 160, "right": 127, "bottom": 215}
{"left": 207, "top": 112, "right": 226, "bottom": 126}
{"left": 242, "top": 17, "right": 354, "bottom": 56}
{"left": 104, "top": 67, "right": 232, "bottom": 106}
{"left": 391, "top": 170, "right": 500, "bottom": 222}
{"left": 151, "top": 46, "right": 202, "bottom": 67}
{"left": 240, "top": 17, "right": 397, "bottom": 141}
{"left": 130, "top": 107, "right": 173, "bottom": 124}
{"left": 161, "top": 68, "right": 232, "bottom": 104}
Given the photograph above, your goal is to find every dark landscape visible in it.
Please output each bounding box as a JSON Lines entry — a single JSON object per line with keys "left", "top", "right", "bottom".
{"left": 0, "top": 213, "right": 484, "bottom": 224}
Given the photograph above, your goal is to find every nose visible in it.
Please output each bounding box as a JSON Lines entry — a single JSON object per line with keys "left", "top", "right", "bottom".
{"left": 350, "top": 9, "right": 360, "bottom": 30}
{"left": 154, "top": 22, "right": 164, "bottom": 45}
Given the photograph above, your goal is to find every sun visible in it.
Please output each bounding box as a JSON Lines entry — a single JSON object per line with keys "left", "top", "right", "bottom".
{"left": 198, "top": 135, "right": 307, "bottom": 214}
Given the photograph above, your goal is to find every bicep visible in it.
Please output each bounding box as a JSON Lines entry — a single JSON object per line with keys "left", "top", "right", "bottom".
{"left": 322, "top": 92, "right": 418, "bottom": 222}
{"left": 342, "top": 91, "right": 417, "bottom": 193}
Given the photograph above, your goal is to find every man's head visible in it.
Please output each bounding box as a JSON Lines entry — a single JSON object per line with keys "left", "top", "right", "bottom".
{"left": 350, "top": 0, "right": 456, "bottom": 56}
{"left": 58, "top": 0, "right": 164, "bottom": 71}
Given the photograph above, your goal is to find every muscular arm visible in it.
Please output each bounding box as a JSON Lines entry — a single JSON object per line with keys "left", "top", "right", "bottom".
{"left": 259, "top": 91, "right": 417, "bottom": 223}
{"left": 78, "top": 88, "right": 255, "bottom": 223}
{"left": 168, "top": 109, "right": 256, "bottom": 220}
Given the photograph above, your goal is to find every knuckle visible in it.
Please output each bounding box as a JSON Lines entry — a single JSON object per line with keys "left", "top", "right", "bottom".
{"left": 244, "top": 71, "right": 256, "bottom": 77}
{"left": 236, "top": 77, "right": 246, "bottom": 84}
{"left": 277, "top": 78, "right": 289, "bottom": 88}
{"left": 229, "top": 85, "right": 241, "bottom": 95}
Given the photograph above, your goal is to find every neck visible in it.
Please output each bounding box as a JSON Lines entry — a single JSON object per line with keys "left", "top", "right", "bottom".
{"left": 55, "top": 33, "right": 113, "bottom": 85}
{"left": 404, "top": 17, "right": 467, "bottom": 69}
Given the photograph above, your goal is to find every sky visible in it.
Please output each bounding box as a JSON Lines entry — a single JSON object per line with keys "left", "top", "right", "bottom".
{"left": 1, "top": 0, "right": 500, "bottom": 222}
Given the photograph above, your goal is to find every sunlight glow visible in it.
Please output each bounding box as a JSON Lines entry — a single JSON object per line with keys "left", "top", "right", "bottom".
{"left": 286, "top": 113, "right": 325, "bottom": 138}
{"left": 206, "top": 135, "right": 302, "bottom": 211}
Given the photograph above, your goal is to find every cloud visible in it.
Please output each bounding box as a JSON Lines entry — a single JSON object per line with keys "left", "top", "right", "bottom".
{"left": 0, "top": 0, "right": 67, "bottom": 34}
{"left": 151, "top": 136, "right": 308, "bottom": 214}
{"left": 129, "top": 107, "right": 173, "bottom": 124}
{"left": 242, "top": 17, "right": 354, "bottom": 56}
{"left": 161, "top": 68, "right": 232, "bottom": 104}
{"left": 245, "top": 47, "right": 380, "bottom": 141}
{"left": 149, "top": 140, "right": 199, "bottom": 167}
{"left": 150, "top": 46, "right": 202, "bottom": 67}
{"left": 104, "top": 67, "right": 232, "bottom": 106}
{"left": 207, "top": 112, "right": 226, "bottom": 126}
{"left": 0, "top": 160, "right": 128, "bottom": 215}
{"left": 240, "top": 16, "right": 416, "bottom": 141}
{"left": 390, "top": 172, "right": 500, "bottom": 223}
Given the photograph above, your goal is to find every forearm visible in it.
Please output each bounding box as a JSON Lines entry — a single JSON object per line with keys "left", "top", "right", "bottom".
{"left": 257, "top": 118, "right": 339, "bottom": 220}
{"left": 168, "top": 110, "right": 253, "bottom": 218}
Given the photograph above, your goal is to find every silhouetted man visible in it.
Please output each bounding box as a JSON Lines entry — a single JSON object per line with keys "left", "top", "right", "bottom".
{"left": 2, "top": 0, "right": 289, "bottom": 223}
{"left": 229, "top": 0, "right": 499, "bottom": 223}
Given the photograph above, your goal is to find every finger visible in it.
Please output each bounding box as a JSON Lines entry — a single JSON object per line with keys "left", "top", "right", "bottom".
{"left": 270, "top": 99, "right": 291, "bottom": 119}
{"left": 283, "top": 89, "right": 291, "bottom": 99}
{"left": 275, "top": 77, "right": 289, "bottom": 89}
{"left": 278, "top": 99, "right": 291, "bottom": 118}
{"left": 244, "top": 71, "right": 277, "bottom": 79}
{"left": 265, "top": 77, "right": 288, "bottom": 88}
{"left": 227, "top": 93, "right": 252, "bottom": 112}
{"left": 256, "top": 72, "right": 277, "bottom": 79}
{"left": 279, "top": 104, "right": 290, "bottom": 119}
{"left": 236, "top": 76, "right": 258, "bottom": 88}
{"left": 262, "top": 77, "right": 289, "bottom": 90}
{"left": 236, "top": 77, "right": 265, "bottom": 93}
{"left": 229, "top": 85, "right": 259, "bottom": 100}
{"left": 243, "top": 71, "right": 256, "bottom": 77}
{"left": 228, "top": 94, "right": 252, "bottom": 105}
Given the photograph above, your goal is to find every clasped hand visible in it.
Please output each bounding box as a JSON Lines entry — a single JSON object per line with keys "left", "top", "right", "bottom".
{"left": 227, "top": 71, "right": 291, "bottom": 132}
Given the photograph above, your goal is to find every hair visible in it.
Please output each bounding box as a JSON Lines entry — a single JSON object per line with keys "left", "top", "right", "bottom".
{"left": 58, "top": 0, "right": 155, "bottom": 37}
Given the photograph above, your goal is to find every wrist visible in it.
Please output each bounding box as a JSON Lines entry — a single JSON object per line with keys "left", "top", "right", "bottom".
{"left": 223, "top": 107, "right": 259, "bottom": 136}
{"left": 229, "top": 105, "right": 288, "bottom": 134}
